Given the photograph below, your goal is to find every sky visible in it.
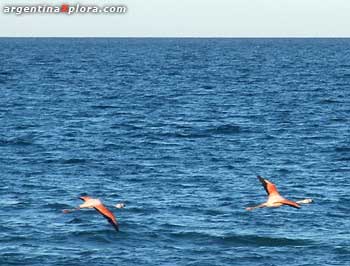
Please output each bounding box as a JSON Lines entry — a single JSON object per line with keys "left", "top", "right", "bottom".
{"left": 0, "top": 0, "right": 350, "bottom": 37}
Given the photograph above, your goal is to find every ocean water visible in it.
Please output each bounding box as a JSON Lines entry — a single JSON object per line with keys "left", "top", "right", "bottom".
{"left": 0, "top": 38, "right": 350, "bottom": 266}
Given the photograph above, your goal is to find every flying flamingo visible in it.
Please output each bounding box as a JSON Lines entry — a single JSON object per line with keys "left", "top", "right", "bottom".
{"left": 63, "top": 196, "right": 124, "bottom": 231}
{"left": 246, "top": 176, "right": 313, "bottom": 211}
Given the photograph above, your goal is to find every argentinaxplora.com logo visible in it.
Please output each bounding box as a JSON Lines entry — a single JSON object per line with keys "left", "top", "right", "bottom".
{"left": 3, "top": 3, "right": 127, "bottom": 15}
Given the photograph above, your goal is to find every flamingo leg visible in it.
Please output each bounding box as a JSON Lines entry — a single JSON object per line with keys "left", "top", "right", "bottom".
{"left": 245, "top": 203, "right": 266, "bottom": 211}
{"left": 62, "top": 207, "right": 81, "bottom": 214}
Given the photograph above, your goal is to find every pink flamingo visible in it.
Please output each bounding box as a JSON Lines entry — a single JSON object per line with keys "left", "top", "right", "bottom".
{"left": 246, "top": 176, "right": 313, "bottom": 211}
{"left": 63, "top": 196, "right": 124, "bottom": 231}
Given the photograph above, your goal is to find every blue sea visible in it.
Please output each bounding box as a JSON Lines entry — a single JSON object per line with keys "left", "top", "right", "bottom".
{"left": 1, "top": 38, "right": 350, "bottom": 266}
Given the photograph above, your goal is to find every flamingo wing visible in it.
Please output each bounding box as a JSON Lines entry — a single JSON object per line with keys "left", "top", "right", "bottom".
{"left": 257, "top": 176, "right": 279, "bottom": 196}
{"left": 79, "top": 196, "right": 92, "bottom": 201}
{"left": 94, "top": 204, "right": 119, "bottom": 231}
{"left": 279, "top": 199, "right": 300, "bottom": 209}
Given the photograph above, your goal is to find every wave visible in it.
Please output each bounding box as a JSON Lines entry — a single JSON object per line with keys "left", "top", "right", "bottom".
{"left": 0, "top": 71, "right": 15, "bottom": 83}
{"left": 334, "top": 246, "right": 350, "bottom": 255}
{"left": 62, "top": 158, "right": 88, "bottom": 164}
{"left": 162, "top": 132, "right": 209, "bottom": 139}
{"left": 67, "top": 218, "right": 84, "bottom": 224}
{"left": 0, "top": 70, "right": 14, "bottom": 76}
{"left": 221, "top": 234, "right": 313, "bottom": 247}
{"left": 91, "top": 105, "right": 118, "bottom": 110}
{"left": 168, "top": 231, "right": 312, "bottom": 247}
{"left": 0, "top": 235, "right": 29, "bottom": 243}
{"left": 205, "top": 124, "right": 241, "bottom": 135}
{"left": 44, "top": 158, "right": 88, "bottom": 164}
{"left": 44, "top": 203, "right": 71, "bottom": 210}
{"left": 318, "top": 99, "right": 341, "bottom": 104}
{"left": 160, "top": 124, "right": 242, "bottom": 139}
{"left": 70, "top": 229, "right": 115, "bottom": 243}
{"left": 335, "top": 146, "right": 350, "bottom": 152}
{"left": 202, "top": 85, "right": 215, "bottom": 90}
{"left": 0, "top": 137, "right": 34, "bottom": 146}
{"left": 160, "top": 222, "right": 185, "bottom": 228}
{"left": 337, "top": 157, "right": 350, "bottom": 162}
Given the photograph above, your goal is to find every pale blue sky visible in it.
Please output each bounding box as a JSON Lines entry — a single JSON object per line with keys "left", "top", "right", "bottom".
{"left": 1, "top": 0, "right": 350, "bottom": 37}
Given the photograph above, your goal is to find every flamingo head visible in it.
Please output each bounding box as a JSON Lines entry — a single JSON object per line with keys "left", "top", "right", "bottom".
{"left": 115, "top": 203, "right": 125, "bottom": 209}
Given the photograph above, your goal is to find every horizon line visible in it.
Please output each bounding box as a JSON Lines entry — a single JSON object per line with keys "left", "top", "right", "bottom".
{"left": 1, "top": 36, "right": 350, "bottom": 39}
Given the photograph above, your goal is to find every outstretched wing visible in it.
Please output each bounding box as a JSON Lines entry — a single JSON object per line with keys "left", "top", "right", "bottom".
{"left": 257, "top": 176, "right": 279, "bottom": 196}
{"left": 79, "top": 196, "right": 92, "bottom": 201}
{"left": 94, "top": 204, "right": 119, "bottom": 231}
{"left": 279, "top": 199, "right": 300, "bottom": 209}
